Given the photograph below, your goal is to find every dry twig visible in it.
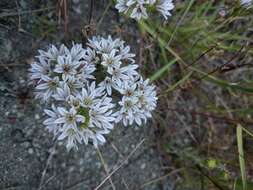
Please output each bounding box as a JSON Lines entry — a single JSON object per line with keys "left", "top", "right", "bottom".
{"left": 96, "top": 148, "right": 116, "bottom": 190}
{"left": 94, "top": 139, "right": 145, "bottom": 190}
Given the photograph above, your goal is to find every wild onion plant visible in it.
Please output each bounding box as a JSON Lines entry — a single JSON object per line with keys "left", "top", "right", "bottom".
{"left": 29, "top": 36, "right": 157, "bottom": 150}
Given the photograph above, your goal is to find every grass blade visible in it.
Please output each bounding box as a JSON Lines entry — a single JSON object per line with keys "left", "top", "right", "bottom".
{"left": 237, "top": 124, "right": 247, "bottom": 190}
{"left": 164, "top": 71, "right": 193, "bottom": 94}
{"left": 167, "top": 0, "right": 195, "bottom": 46}
{"left": 149, "top": 58, "right": 177, "bottom": 82}
{"left": 190, "top": 67, "right": 253, "bottom": 93}
{"left": 242, "top": 127, "right": 253, "bottom": 139}
{"left": 139, "top": 21, "right": 184, "bottom": 63}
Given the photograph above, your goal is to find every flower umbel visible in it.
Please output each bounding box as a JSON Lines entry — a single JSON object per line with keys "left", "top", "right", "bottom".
{"left": 29, "top": 43, "right": 95, "bottom": 103}
{"left": 115, "top": 0, "right": 174, "bottom": 20}
{"left": 29, "top": 36, "right": 157, "bottom": 151}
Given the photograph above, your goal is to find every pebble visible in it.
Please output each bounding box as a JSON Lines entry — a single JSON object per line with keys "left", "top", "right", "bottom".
{"left": 23, "top": 142, "right": 30, "bottom": 148}
{"left": 69, "top": 166, "right": 75, "bottom": 172}
{"left": 20, "top": 79, "right": 25, "bottom": 84}
{"left": 79, "top": 158, "right": 84, "bottom": 165}
{"left": 140, "top": 163, "right": 146, "bottom": 169}
{"left": 35, "top": 114, "right": 40, "bottom": 120}
{"left": 79, "top": 167, "right": 84, "bottom": 173}
{"left": 61, "top": 162, "right": 66, "bottom": 168}
{"left": 28, "top": 148, "right": 34, "bottom": 154}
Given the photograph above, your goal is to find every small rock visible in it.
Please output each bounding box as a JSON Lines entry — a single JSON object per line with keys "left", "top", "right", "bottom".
{"left": 79, "top": 158, "right": 84, "bottom": 165}
{"left": 28, "top": 148, "right": 34, "bottom": 154}
{"left": 69, "top": 166, "right": 75, "bottom": 172}
{"left": 35, "top": 114, "right": 40, "bottom": 120}
{"left": 140, "top": 163, "right": 146, "bottom": 169}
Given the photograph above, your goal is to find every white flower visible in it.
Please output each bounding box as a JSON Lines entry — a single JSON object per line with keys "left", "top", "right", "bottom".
{"left": 43, "top": 82, "right": 117, "bottom": 150}
{"left": 87, "top": 36, "right": 139, "bottom": 93}
{"left": 88, "top": 36, "right": 116, "bottom": 54}
{"left": 55, "top": 107, "right": 85, "bottom": 128}
{"left": 115, "top": 0, "right": 130, "bottom": 13}
{"left": 83, "top": 47, "right": 99, "bottom": 64}
{"left": 109, "top": 64, "right": 138, "bottom": 86}
{"left": 85, "top": 129, "right": 110, "bottom": 148}
{"left": 78, "top": 88, "right": 116, "bottom": 147}
{"left": 240, "top": 0, "right": 252, "bottom": 8}
{"left": 118, "top": 45, "right": 135, "bottom": 63}
{"left": 64, "top": 76, "right": 84, "bottom": 95}
{"left": 52, "top": 107, "right": 85, "bottom": 150}
{"left": 126, "top": 0, "right": 138, "bottom": 6}
{"left": 58, "top": 127, "right": 84, "bottom": 151}
{"left": 77, "top": 62, "right": 96, "bottom": 82}
{"left": 30, "top": 36, "right": 158, "bottom": 150}
{"left": 118, "top": 96, "right": 139, "bottom": 123}
{"left": 115, "top": 111, "right": 129, "bottom": 126}
{"left": 119, "top": 81, "right": 137, "bottom": 97}
{"left": 156, "top": 0, "right": 174, "bottom": 19}
{"left": 29, "top": 57, "right": 52, "bottom": 81}
{"left": 101, "top": 49, "right": 122, "bottom": 68}
{"left": 68, "top": 95, "right": 82, "bottom": 108}
{"left": 90, "top": 98, "right": 115, "bottom": 129}
{"left": 99, "top": 77, "right": 115, "bottom": 95}
{"left": 122, "top": 64, "right": 139, "bottom": 77}
{"left": 107, "top": 66, "right": 130, "bottom": 87}
{"left": 43, "top": 104, "right": 61, "bottom": 136}
{"left": 53, "top": 83, "right": 71, "bottom": 101}
{"left": 147, "top": 0, "right": 156, "bottom": 4}
{"left": 136, "top": 77, "right": 157, "bottom": 117}
{"left": 78, "top": 82, "right": 104, "bottom": 107}
{"left": 38, "top": 44, "right": 67, "bottom": 60}
{"left": 35, "top": 76, "right": 59, "bottom": 101}
{"left": 69, "top": 43, "right": 86, "bottom": 61}
{"left": 54, "top": 55, "right": 80, "bottom": 80}
{"left": 116, "top": 77, "right": 157, "bottom": 126}
{"left": 130, "top": 3, "right": 148, "bottom": 20}
{"left": 88, "top": 36, "right": 134, "bottom": 62}
{"left": 29, "top": 43, "right": 96, "bottom": 103}
{"left": 115, "top": 0, "right": 174, "bottom": 20}
{"left": 241, "top": 0, "right": 252, "bottom": 4}
{"left": 86, "top": 36, "right": 156, "bottom": 126}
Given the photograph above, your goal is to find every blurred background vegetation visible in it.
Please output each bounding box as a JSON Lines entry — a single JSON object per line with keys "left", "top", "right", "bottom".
{"left": 139, "top": 0, "right": 253, "bottom": 189}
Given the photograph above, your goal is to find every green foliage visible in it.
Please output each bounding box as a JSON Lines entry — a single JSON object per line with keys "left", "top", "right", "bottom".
{"left": 237, "top": 124, "right": 247, "bottom": 190}
{"left": 139, "top": 0, "right": 253, "bottom": 189}
{"left": 32, "top": 14, "right": 57, "bottom": 39}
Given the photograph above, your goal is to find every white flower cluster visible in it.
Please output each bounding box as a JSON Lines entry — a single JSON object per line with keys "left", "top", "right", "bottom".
{"left": 115, "top": 0, "right": 174, "bottom": 20}
{"left": 29, "top": 36, "right": 157, "bottom": 150}
{"left": 240, "top": 0, "right": 252, "bottom": 7}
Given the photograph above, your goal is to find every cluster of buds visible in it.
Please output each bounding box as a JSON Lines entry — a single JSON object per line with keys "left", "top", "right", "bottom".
{"left": 29, "top": 36, "right": 157, "bottom": 150}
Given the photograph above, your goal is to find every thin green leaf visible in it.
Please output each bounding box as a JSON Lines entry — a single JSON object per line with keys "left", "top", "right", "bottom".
{"left": 164, "top": 71, "right": 193, "bottom": 93}
{"left": 149, "top": 58, "right": 177, "bottom": 82}
{"left": 167, "top": 0, "right": 196, "bottom": 46}
{"left": 190, "top": 67, "right": 253, "bottom": 93}
{"left": 139, "top": 21, "right": 184, "bottom": 63}
{"left": 237, "top": 124, "right": 247, "bottom": 190}
{"left": 242, "top": 127, "right": 253, "bottom": 139}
